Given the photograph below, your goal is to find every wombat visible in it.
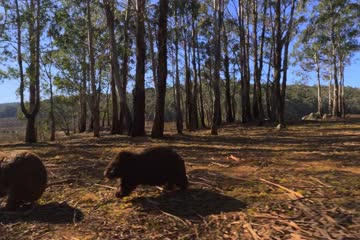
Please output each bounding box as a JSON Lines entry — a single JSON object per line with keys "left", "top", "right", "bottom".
{"left": 104, "top": 147, "right": 188, "bottom": 198}
{"left": 0, "top": 151, "right": 47, "bottom": 211}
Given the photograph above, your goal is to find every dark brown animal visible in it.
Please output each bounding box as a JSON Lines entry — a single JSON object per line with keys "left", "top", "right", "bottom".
{"left": 104, "top": 147, "right": 188, "bottom": 198}
{"left": 0, "top": 151, "right": 47, "bottom": 211}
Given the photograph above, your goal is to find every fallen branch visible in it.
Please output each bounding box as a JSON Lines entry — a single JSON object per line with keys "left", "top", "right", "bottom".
{"left": 160, "top": 210, "right": 191, "bottom": 227}
{"left": 243, "top": 223, "right": 260, "bottom": 240}
{"left": 210, "top": 162, "right": 230, "bottom": 168}
{"left": 259, "top": 178, "right": 304, "bottom": 200}
{"left": 309, "top": 177, "right": 332, "bottom": 188}
{"left": 94, "top": 183, "right": 117, "bottom": 190}
{"left": 228, "top": 155, "right": 240, "bottom": 161}
{"left": 47, "top": 178, "right": 77, "bottom": 187}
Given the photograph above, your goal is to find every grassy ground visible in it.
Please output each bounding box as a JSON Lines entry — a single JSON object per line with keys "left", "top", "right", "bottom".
{"left": 0, "top": 119, "right": 359, "bottom": 240}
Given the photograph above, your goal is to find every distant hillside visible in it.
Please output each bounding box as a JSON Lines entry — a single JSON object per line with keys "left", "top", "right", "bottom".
{"left": 0, "top": 102, "right": 18, "bottom": 118}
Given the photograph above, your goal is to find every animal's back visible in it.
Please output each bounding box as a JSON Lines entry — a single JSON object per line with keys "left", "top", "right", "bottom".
{"left": 2, "top": 151, "right": 47, "bottom": 202}
{"left": 133, "top": 147, "right": 186, "bottom": 185}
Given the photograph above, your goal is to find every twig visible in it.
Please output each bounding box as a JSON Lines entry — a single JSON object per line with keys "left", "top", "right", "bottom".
{"left": 309, "top": 177, "right": 332, "bottom": 188}
{"left": 259, "top": 178, "right": 304, "bottom": 200}
{"left": 160, "top": 210, "right": 190, "bottom": 227}
{"left": 94, "top": 183, "right": 117, "bottom": 190}
{"left": 210, "top": 162, "right": 230, "bottom": 168}
{"left": 228, "top": 155, "right": 240, "bottom": 161}
{"left": 189, "top": 180, "right": 224, "bottom": 193}
{"left": 243, "top": 223, "right": 260, "bottom": 240}
{"left": 47, "top": 178, "right": 77, "bottom": 187}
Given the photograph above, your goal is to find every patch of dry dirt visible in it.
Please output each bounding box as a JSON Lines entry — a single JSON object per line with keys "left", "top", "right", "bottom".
{"left": 0, "top": 119, "right": 359, "bottom": 239}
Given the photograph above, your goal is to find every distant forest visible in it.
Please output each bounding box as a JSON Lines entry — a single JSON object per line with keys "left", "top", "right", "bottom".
{"left": 1, "top": 84, "right": 360, "bottom": 131}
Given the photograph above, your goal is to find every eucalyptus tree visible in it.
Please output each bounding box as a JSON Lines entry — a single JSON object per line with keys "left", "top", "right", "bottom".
{"left": 271, "top": 0, "right": 297, "bottom": 126}
{"left": 251, "top": 0, "right": 267, "bottom": 124}
{"left": 309, "top": 0, "right": 359, "bottom": 117}
{"left": 103, "top": 0, "right": 121, "bottom": 134}
{"left": 86, "top": 0, "right": 100, "bottom": 137}
{"left": 131, "top": 0, "right": 146, "bottom": 137}
{"left": 50, "top": 1, "right": 89, "bottom": 133}
{"left": 237, "top": 0, "right": 252, "bottom": 123}
{"left": 151, "top": 0, "right": 168, "bottom": 138}
{"left": 294, "top": 28, "right": 325, "bottom": 116}
{"left": 171, "top": 0, "right": 184, "bottom": 134}
{"left": 12, "top": 0, "right": 43, "bottom": 143}
{"left": 211, "top": 0, "right": 224, "bottom": 135}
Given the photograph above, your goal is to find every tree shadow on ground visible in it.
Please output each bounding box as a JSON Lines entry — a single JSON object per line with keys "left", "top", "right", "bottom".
{"left": 0, "top": 202, "right": 83, "bottom": 224}
{"left": 131, "top": 188, "right": 247, "bottom": 220}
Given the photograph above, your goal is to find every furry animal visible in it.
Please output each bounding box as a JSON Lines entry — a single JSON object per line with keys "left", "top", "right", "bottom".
{"left": 0, "top": 151, "right": 47, "bottom": 211}
{"left": 104, "top": 147, "right": 188, "bottom": 198}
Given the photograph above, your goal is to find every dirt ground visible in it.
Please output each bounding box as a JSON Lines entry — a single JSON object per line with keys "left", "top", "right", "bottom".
{"left": 0, "top": 119, "right": 359, "bottom": 240}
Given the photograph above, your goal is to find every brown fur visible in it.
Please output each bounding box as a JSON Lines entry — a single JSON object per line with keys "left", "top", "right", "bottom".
{"left": 0, "top": 151, "right": 47, "bottom": 211}
{"left": 104, "top": 147, "right": 188, "bottom": 198}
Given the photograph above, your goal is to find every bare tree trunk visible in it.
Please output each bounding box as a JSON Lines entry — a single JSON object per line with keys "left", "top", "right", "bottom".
{"left": 147, "top": 18, "right": 157, "bottom": 91}
{"left": 339, "top": 60, "right": 345, "bottom": 118}
{"left": 238, "top": 0, "right": 251, "bottom": 123}
{"left": 151, "top": 0, "right": 168, "bottom": 138}
{"left": 131, "top": 0, "right": 146, "bottom": 137}
{"left": 331, "top": 13, "right": 340, "bottom": 118}
{"left": 272, "top": 0, "right": 283, "bottom": 125}
{"left": 191, "top": 17, "right": 199, "bottom": 130}
{"left": 16, "top": 0, "right": 41, "bottom": 143}
{"left": 252, "top": 0, "right": 266, "bottom": 124}
{"left": 174, "top": 8, "right": 183, "bottom": 134}
{"left": 49, "top": 73, "right": 55, "bottom": 141}
{"left": 211, "top": 0, "right": 223, "bottom": 135}
{"left": 79, "top": 53, "right": 87, "bottom": 133}
{"left": 223, "top": 26, "right": 233, "bottom": 123}
{"left": 197, "top": 45, "right": 206, "bottom": 128}
{"left": 315, "top": 52, "right": 322, "bottom": 115}
{"left": 119, "top": 3, "right": 132, "bottom": 135}
{"left": 184, "top": 28, "right": 193, "bottom": 131}
{"left": 279, "top": 0, "right": 295, "bottom": 126}
{"left": 328, "top": 79, "right": 332, "bottom": 114}
{"left": 87, "top": 0, "right": 100, "bottom": 137}
{"left": 103, "top": 0, "right": 121, "bottom": 134}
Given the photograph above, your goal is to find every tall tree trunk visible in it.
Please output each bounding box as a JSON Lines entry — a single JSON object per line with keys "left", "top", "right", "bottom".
{"left": 197, "top": 48, "right": 206, "bottom": 128}
{"left": 147, "top": 18, "right": 157, "bottom": 91}
{"left": 87, "top": 0, "right": 100, "bottom": 137}
{"left": 191, "top": 17, "right": 199, "bottom": 130}
{"left": 16, "top": 0, "right": 41, "bottom": 143}
{"left": 151, "top": 0, "right": 168, "bottom": 138}
{"left": 223, "top": 26, "right": 234, "bottom": 123}
{"left": 79, "top": 53, "right": 87, "bottom": 133}
{"left": 252, "top": 0, "right": 265, "bottom": 124}
{"left": 131, "top": 0, "right": 146, "bottom": 137}
{"left": 238, "top": 0, "right": 251, "bottom": 123}
{"left": 279, "top": 0, "right": 295, "bottom": 126}
{"left": 211, "top": 0, "right": 223, "bottom": 135}
{"left": 272, "top": 0, "right": 283, "bottom": 125}
{"left": 339, "top": 60, "right": 345, "bottom": 118}
{"left": 119, "top": 2, "right": 132, "bottom": 135}
{"left": 184, "top": 28, "right": 193, "bottom": 131}
{"left": 103, "top": 0, "right": 121, "bottom": 134}
{"left": 49, "top": 73, "right": 55, "bottom": 141}
{"left": 315, "top": 52, "right": 322, "bottom": 115}
{"left": 330, "top": 11, "right": 340, "bottom": 118}
{"left": 174, "top": 8, "right": 183, "bottom": 134}
{"left": 328, "top": 79, "right": 332, "bottom": 114}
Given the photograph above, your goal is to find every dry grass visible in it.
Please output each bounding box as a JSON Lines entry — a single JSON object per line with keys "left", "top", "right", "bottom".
{"left": 0, "top": 118, "right": 359, "bottom": 239}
